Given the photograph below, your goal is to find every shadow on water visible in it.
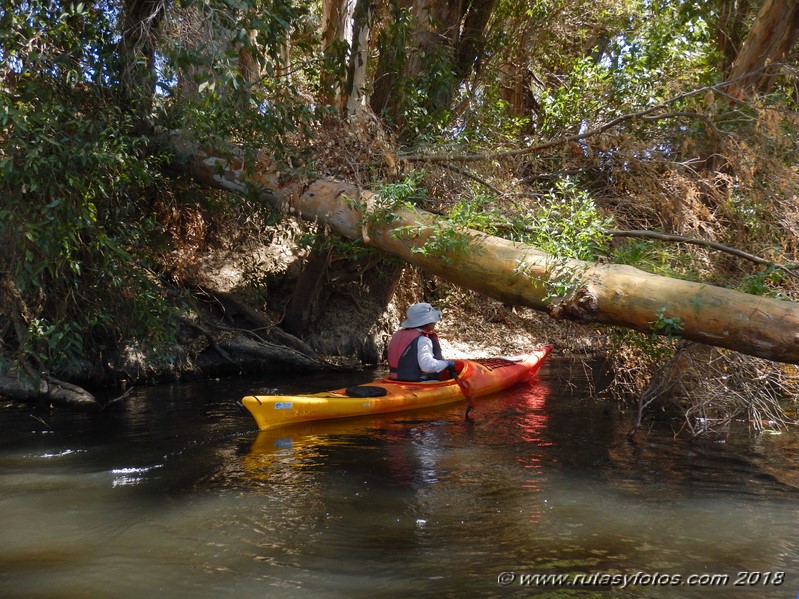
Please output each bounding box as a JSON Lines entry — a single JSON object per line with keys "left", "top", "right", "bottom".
{"left": 1, "top": 358, "right": 799, "bottom": 597}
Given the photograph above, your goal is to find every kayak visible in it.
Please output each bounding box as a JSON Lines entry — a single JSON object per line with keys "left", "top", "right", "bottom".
{"left": 240, "top": 345, "right": 553, "bottom": 430}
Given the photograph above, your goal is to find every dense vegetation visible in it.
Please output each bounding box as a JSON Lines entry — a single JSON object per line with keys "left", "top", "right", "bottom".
{"left": 2, "top": 0, "right": 799, "bottom": 432}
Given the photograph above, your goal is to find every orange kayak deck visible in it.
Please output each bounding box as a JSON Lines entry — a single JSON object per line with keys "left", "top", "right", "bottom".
{"left": 240, "top": 345, "right": 552, "bottom": 430}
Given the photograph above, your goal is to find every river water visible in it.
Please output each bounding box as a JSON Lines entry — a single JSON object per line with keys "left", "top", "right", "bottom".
{"left": 1, "top": 357, "right": 798, "bottom": 598}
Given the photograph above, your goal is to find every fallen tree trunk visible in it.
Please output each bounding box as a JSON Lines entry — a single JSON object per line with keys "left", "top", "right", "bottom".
{"left": 171, "top": 139, "right": 799, "bottom": 365}
{"left": 0, "top": 372, "right": 98, "bottom": 409}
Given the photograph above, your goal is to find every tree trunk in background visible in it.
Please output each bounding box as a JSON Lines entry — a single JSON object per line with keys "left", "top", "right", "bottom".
{"left": 238, "top": 27, "right": 262, "bottom": 85}
{"left": 496, "top": 28, "right": 542, "bottom": 130}
{"left": 172, "top": 139, "right": 799, "bottom": 365}
{"left": 321, "top": 0, "right": 356, "bottom": 110}
{"left": 281, "top": 233, "right": 334, "bottom": 337}
{"left": 170, "top": 8, "right": 206, "bottom": 102}
{"left": 345, "top": 0, "right": 375, "bottom": 115}
{"left": 716, "top": 0, "right": 753, "bottom": 72}
{"left": 372, "top": 0, "right": 496, "bottom": 127}
{"left": 119, "top": 0, "right": 165, "bottom": 129}
{"left": 454, "top": 0, "right": 495, "bottom": 81}
{"left": 404, "top": 0, "right": 462, "bottom": 79}
{"left": 370, "top": 0, "right": 411, "bottom": 120}
{"left": 403, "top": 0, "right": 481, "bottom": 119}
{"left": 725, "top": 0, "right": 799, "bottom": 98}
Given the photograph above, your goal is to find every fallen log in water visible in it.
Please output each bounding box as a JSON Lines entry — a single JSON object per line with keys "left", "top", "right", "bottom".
{"left": 0, "top": 372, "right": 98, "bottom": 409}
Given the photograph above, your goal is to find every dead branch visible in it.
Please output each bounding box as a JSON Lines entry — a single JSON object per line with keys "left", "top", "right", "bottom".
{"left": 197, "top": 286, "right": 326, "bottom": 362}
{"left": 0, "top": 371, "right": 97, "bottom": 408}
{"left": 101, "top": 386, "right": 136, "bottom": 410}
{"left": 433, "top": 162, "right": 504, "bottom": 196}
{"left": 608, "top": 229, "right": 799, "bottom": 278}
{"left": 178, "top": 315, "right": 239, "bottom": 367}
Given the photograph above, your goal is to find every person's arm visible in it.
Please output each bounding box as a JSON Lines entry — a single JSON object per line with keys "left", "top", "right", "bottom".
{"left": 416, "top": 336, "right": 450, "bottom": 374}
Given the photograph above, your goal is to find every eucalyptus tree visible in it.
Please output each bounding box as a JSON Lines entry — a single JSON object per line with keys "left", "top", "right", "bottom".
{"left": 725, "top": 0, "right": 799, "bottom": 98}
{"left": 0, "top": 0, "right": 310, "bottom": 395}
{"left": 1, "top": 1, "right": 174, "bottom": 386}
{"left": 2, "top": 0, "right": 799, "bottom": 408}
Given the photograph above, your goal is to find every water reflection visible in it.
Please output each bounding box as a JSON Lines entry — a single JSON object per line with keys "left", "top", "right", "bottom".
{"left": 2, "top": 363, "right": 799, "bottom": 597}
{"left": 509, "top": 382, "right": 551, "bottom": 524}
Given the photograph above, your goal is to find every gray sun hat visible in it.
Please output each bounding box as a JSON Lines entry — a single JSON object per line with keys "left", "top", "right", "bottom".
{"left": 401, "top": 302, "right": 442, "bottom": 328}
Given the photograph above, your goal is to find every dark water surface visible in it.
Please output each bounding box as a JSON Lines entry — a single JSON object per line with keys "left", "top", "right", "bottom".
{"left": 2, "top": 358, "right": 799, "bottom": 598}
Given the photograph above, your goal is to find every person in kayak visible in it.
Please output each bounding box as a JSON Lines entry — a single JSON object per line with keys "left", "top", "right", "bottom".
{"left": 387, "top": 302, "right": 457, "bottom": 382}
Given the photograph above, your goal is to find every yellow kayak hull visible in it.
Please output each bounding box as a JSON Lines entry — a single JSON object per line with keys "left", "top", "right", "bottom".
{"left": 241, "top": 345, "right": 552, "bottom": 430}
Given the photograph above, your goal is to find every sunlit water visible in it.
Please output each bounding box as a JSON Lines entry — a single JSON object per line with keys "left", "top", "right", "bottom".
{"left": 2, "top": 358, "right": 799, "bottom": 598}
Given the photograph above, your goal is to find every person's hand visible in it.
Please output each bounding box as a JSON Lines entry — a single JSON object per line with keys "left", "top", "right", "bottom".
{"left": 446, "top": 360, "right": 457, "bottom": 377}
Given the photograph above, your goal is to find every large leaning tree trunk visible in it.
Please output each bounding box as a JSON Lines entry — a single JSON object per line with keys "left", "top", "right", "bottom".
{"left": 170, "top": 139, "right": 799, "bottom": 365}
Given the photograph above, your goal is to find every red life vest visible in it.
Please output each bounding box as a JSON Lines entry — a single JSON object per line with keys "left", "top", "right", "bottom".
{"left": 387, "top": 328, "right": 443, "bottom": 381}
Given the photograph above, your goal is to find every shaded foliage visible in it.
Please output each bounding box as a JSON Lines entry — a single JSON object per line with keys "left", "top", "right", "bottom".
{"left": 0, "top": 0, "right": 311, "bottom": 378}
{"left": 1, "top": 0, "right": 799, "bottom": 427}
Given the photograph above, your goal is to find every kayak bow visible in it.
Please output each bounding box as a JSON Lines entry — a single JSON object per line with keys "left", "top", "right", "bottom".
{"left": 240, "top": 345, "right": 552, "bottom": 430}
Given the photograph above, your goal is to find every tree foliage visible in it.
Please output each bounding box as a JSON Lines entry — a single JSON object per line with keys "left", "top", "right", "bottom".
{"left": 1, "top": 0, "right": 799, "bottom": 395}
{"left": 1, "top": 1, "right": 177, "bottom": 376}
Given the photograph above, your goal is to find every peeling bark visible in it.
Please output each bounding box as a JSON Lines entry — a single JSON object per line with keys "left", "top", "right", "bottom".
{"left": 345, "top": 0, "right": 374, "bottom": 115}
{"left": 725, "top": 0, "right": 799, "bottom": 98}
{"left": 170, "top": 138, "right": 799, "bottom": 365}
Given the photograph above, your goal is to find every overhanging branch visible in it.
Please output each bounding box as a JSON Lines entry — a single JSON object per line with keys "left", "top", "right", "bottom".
{"left": 608, "top": 229, "right": 799, "bottom": 279}
{"left": 169, "top": 136, "right": 799, "bottom": 365}
{"left": 399, "top": 71, "right": 766, "bottom": 164}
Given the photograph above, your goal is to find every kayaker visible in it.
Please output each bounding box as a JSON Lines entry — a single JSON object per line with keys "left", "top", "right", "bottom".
{"left": 387, "top": 302, "right": 457, "bottom": 382}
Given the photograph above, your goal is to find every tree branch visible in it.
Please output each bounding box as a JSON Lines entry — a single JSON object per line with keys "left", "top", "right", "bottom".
{"left": 399, "top": 71, "right": 767, "bottom": 164}
{"left": 608, "top": 229, "right": 799, "bottom": 279}
{"left": 433, "top": 162, "right": 504, "bottom": 195}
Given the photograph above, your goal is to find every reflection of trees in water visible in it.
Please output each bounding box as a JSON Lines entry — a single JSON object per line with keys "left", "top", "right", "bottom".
{"left": 608, "top": 421, "right": 799, "bottom": 500}
{"left": 236, "top": 366, "right": 799, "bottom": 586}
